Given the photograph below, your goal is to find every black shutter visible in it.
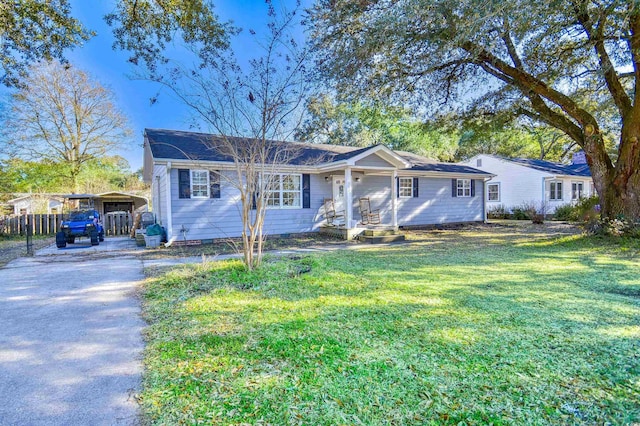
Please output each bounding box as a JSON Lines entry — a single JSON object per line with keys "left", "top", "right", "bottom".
{"left": 471, "top": 179, "right": 476, "bottom": 197}
{"left": 178, "top": 169, "right": 190, "bottom": 199}
{"left": 452, "top": 179, "right": 457, "bottom": 197}
{"left": 396, "top": 176, "right": 400, "bottom": 198}
{"left": 302, "top": 174, "right": 311, "bottom": 208}
{"left": 251, "top": 192, "right": 257, "bottom": 210}
{"left": 413, "top": 177, "right": 419, "bottom": 198}
{"left": 209, "top": 171, "right": 221, "bottom": 199}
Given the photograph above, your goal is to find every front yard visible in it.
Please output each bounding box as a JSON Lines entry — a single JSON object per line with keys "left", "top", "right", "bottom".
{"left": 141, "top": 224, "right": 639, "bottom": 425}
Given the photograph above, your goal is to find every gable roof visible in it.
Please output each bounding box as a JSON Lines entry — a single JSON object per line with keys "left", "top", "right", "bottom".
{"left": 501, "top": 157, "right": 591, "bottom": 177}
{"left": 144, "top": 128, "right": 490, "bottom": 176}
{"left": 145, "top": 128, "right": 368, "bottom": 165}
{"left": 467, "top": 154, "right": 592, "bottom": 177}
{"left": 399, "top": 151, "right": 489, "bottom": 175}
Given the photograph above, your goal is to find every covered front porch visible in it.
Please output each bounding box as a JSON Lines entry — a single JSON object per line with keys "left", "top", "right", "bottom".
{"left": 317, "top": 145, "right": 408, "bottom": 237}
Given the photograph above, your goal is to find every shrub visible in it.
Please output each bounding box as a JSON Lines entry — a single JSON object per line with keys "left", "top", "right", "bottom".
{"left": 487, "top": 204, "right": 509, "bottom": 219}
{"left": 574, "top": 195, "right": 600, "bottom": 222}
{"left": 586, "top": 215, "right": 640, "bottom": 237}
{"left": 553, "top": 204, "right": 577, "bottom": 221}
{"left": 510, "top": 206, "right": 531, "bottom": 220}
{"left": 510, "top": 201, "right": 547, "bottom": 223}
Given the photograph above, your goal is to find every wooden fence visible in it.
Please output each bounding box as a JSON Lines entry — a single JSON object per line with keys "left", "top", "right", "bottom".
{"left": 103, "top": 212, "right": 134, "bottom": 236}
{"left": 0, "top": 212, "right": 134, "bottom": 236}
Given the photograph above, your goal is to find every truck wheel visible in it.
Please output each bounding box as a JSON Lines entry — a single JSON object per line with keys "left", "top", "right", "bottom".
{"left": 98, "top": 230, "right": 104, "bottom": 242}
{"left": 56, "top": 231, "right": 67, "bottom": 248}
{"left": 90, "top": 230, "right": 99, "bottom": 246}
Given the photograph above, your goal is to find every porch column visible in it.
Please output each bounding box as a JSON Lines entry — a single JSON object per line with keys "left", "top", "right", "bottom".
{"left": 391, "top": 170, "right": 398, "bottom": 228}
{"left": 345, "top": 167, "right": 353, "bottom": 229}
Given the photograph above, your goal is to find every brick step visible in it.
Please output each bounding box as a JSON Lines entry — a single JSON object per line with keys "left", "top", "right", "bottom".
{"left": 358, "top": 234, "right": 406, "bottom": 244}
{"left": 362, "top": 229, "right": 401, "bottom": 237}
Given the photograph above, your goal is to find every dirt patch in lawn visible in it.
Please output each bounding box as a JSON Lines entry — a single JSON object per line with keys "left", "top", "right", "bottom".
{"left": 137, "top": 232, "right": 357, "bottom": 260}
{"left": 0, "top": 236, "right": 55, "bottom": 267}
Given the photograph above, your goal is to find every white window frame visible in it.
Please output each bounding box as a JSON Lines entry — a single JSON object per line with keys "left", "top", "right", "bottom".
{"left": 457, "top": 179, "right": 471, "bottom": 197}
{"left": 265, "top": 173, "right": 302, "bottom": 209}
{"left": 487, "top": 182, "right": 500, "bottom": 202}
{"left": 190, "top": 170, "right": 210, "bottom": 198}
{"left": 399, "top": 177, "right": 413, "bottom": 198}
{"left": 571, "top": 181, "right": 584, "bottom": 200}
{"left": 549, "top": 180, "right": 563, "bottom": 201}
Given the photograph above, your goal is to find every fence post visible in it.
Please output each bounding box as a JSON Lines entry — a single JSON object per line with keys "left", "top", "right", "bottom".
{"left": 26, "top": 215, "right": 33, "bottom": 256}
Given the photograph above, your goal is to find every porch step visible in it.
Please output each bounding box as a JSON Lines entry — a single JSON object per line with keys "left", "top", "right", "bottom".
{"left": 362, "top": 229, "right": 400, "bottom": 237}
{"left": 358, "top": 228, "right": 406, "bottom": 243}
{"left": 358, "top": 234, "right": 406, "bottom": 244}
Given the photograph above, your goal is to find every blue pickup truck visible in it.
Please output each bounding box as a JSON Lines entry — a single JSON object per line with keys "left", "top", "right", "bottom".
{"left": 56, "top": 209, "right": 105, "bottom": 248}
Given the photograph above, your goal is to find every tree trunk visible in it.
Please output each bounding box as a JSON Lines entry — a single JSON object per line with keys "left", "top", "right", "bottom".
{"left": 587, "top": 131, "right": 640, "bottom": 221}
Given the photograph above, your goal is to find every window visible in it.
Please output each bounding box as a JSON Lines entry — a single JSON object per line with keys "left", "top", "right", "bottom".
{"left": 571, "top": 181, "right": 584, "bottom": 200}
{"left": 399, "top": 177, "right": 413, "bottom": 198}
{"left": 190, "top": 170, "right": 209, "bottom": 198}
{"left": 265, "top": 174, "right": 301, "bottom": 208}
{"left": 457, "top": 179, "right": 471, "bottom": 197}
{"left": 487, "top": 183, "right": 500, "bottom": 201}
{"left": 549, "top": 181, "right": 563, "bottom": 200}
{"left": 178, "top": 169, "right": 221, "bottom": 199}
{"left": 476, "top": 158, "right": 482, "bottom": 167}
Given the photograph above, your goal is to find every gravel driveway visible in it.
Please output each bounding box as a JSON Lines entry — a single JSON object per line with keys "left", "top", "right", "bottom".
{"left": 0, "top": 245, "right": 144, "bottom": 425}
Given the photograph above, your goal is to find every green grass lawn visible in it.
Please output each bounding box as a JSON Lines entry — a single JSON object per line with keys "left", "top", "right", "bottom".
{"left": 141, "top": 225, "right": 640, "bottom": 425}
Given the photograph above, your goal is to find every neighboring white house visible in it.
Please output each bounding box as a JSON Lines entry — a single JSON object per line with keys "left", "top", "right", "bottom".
{"left": 143, "top": 129, "right": 494, "bottom": 243}
{"left": 460, "top": 153, "right": 595, "bottom": 213}
{"left": 6, "top": 194, "right": 64, "bottom": 215}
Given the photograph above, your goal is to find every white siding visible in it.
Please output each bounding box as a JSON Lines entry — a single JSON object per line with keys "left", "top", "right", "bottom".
{"left": 355, "top": 154, "right": 394, "bottom": 168}
{"left": 151, "top": 164, "right": 169, "bottom": 227}
{"left": 157, "top": 168, "right": 485, "bottom": 241}
{"left": 461, "top": 155, "right": 595, "bottom": 213}
{"left": 353, "top": 175, "right": 484, "bottom": 226}
{"left": 168, "top": 170, "right": 333, "bottom": 241}
{"left": 461, "top": 155, "right": 550, "bottom": 209}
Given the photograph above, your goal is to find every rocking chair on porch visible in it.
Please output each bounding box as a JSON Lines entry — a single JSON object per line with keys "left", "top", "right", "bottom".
{"left": 323, "top": 198, "right": 344, "bottom": 226}
{"left": 359, "top": 198, "right": 381, "bottom": 225}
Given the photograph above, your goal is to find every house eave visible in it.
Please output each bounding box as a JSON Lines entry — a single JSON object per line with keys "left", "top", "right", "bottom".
{"left": 398, "top": 171, "right": 495, "bottom": 179}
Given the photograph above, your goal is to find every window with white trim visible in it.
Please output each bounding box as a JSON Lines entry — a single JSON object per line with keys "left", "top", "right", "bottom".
{"left": 457, "top": 179, "right": 471, "bottom": 197}
{"left": 571, "top": 181, "right": 584, "bottom": 200}
{"left": 190, "top": 170, "right": 209, "bottom": 198}
{"left": 549, "top": 181, "right": 563, "bottom": 200}
{"left": 265, "top": 173, "right": 301, "bottom": 208}
{"left": 399, "top": 177, "right": 413, "bottom": 198}
{"left": 487, "top": 183, "right": 500, "bottom": 201}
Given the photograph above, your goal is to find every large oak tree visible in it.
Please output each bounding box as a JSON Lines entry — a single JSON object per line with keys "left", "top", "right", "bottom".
{"left": 310, "top": 0, "right": 640, "bottom": 219}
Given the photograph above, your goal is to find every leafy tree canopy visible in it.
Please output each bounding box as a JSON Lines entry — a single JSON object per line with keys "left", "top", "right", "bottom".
{"left": 297, "top": 95, "right": 459, "bottom": 160}
{"left": 0, "top": 0, "right": 92, "bottom": 87}
{"left": 1, "top": 156, "right": 145, "bottom": 194}
{"left": 310, "top": 0, "right": 640, "bottom": 218}
{"left": 105, "top": 0, "right": 234, "bottom": 76}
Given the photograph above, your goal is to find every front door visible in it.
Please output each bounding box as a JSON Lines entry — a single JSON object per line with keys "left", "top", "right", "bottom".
{"left": 332, "top": 176, "right": 346, "bottom": 213}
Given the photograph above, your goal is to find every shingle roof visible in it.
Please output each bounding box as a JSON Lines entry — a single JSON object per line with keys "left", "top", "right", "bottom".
{"left": 144, "top": 128, "right": 366, "bottom": 165}
{"left": 144, "top": 128, "right": 490, "bottom": 176}
{"left": 398, "top": 151, "right": 489, "bottom": 175}
{"left": 503, "top": 157, "right": 592, "bottom": 177}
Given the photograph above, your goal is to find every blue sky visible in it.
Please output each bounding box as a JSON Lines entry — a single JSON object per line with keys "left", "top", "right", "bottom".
{"left": 62, "top": 0, "right": 308, "bottom": 171}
